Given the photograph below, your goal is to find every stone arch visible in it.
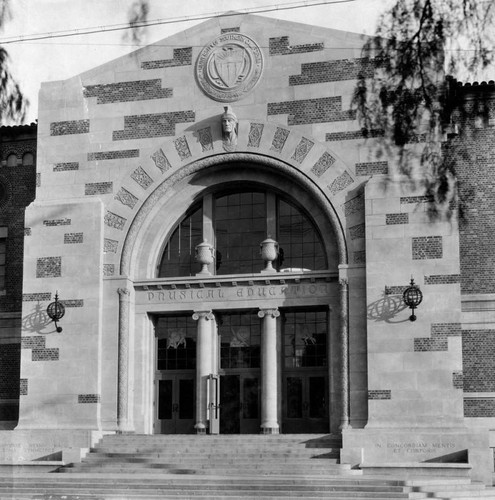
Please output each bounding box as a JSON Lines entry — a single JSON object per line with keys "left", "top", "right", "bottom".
{"left": 102, "top": 120, "right": 362, "bottom": 278}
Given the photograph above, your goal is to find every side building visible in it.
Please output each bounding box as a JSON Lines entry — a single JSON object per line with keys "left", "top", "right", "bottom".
{"left": 0, "top": 123, "right": 37, "bottom": 428}
{"left": 0, "top": 13, "right": 495, "bottom": 484}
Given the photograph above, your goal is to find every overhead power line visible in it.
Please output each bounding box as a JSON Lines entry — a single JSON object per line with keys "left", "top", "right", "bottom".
{"left": 0, "top": 0, "right": 356, "bottom": 45}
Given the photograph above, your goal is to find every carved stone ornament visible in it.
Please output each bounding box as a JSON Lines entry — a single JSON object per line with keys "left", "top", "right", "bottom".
{"left": 196, "top": 33, "right": 263, "bottom": 102}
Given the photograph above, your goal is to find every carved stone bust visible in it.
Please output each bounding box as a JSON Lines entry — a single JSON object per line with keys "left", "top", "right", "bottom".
{"left": 221, "top": 106, "right": 238, "bottom": 151}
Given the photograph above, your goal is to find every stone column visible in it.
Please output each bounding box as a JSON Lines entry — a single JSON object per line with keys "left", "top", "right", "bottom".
{"left": 192, "top": 310, "right": 214, "bottom": 433}
{"left": 117, "top": 287, "right": 134, "bottom": 433}
{"left": 339, "top": 268, "right": 351, "bottom": 430}
{"left": 258, "top": 308, "right": 280, "bottom": 434}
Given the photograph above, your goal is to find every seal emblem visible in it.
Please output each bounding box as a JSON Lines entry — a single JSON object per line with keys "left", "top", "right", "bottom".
{"left": 196, "top": 33, "right": 263, "bottom": 102}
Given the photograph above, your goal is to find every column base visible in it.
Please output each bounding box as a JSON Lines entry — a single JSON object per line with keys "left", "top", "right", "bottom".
{"left": 195, "top": 423, "right": 207, "bottom": 434}
{"left": 260, "top": 426, "right": 279, "bottom": 434}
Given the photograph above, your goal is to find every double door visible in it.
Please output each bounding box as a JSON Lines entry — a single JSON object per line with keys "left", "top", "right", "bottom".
{"left": 282, "top": 371, "right": 328, "bottom": 433}
{"left": 155, "top": 373, "right": 195, "bottom": 434}
{"left": 219, "top": 372, "right": 260, "bottom": 434}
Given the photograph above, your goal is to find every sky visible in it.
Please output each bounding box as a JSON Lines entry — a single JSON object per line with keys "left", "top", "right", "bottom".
{"left": 0, "top": 0, "right": 392, "bottom": 124}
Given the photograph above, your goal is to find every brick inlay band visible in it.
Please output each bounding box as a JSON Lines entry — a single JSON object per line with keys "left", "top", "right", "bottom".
{"left": 23, "top": 292, "right": 51, "bottom": 302}
{"left": 84, "top": 79, "right": 172, "bottom": 104}
{"left": 269, "top": 36, "right": 323, "bottom": 56}
{"left": 43, "top": 219, "right": 71, "bottom": 227}
{"left": 141, "top": 47, "right": 192, "bottom": 69}
{"left": 356, "top": 161, "right": 388, "bottom": 176}
{"left": 61, "top": 299, "right": 84, "bottom": 307}
{"left": 20, "top": 379, "right": 28, "bottom": 396}
{"left": 326, "top": 129, "right": 384, "bottom": 142}
{"left": 85, "top": 182, "right": 113, "bottom": 195}
{"left": 36, "top": 257, "right": 61, "bottom": 278}
{"left": 414, "top": 323, "right": 461, "bottom": 352}
{"left": 268, "top": 97, "right": 355, "bottom": 126}
{"left": 64, "top": 233, "right": 83, "bottom": 244}
{"left": 368, "top": 390, "right": 391, "bottom": 400}
{"left": 53, "top": 162, "right": 79, "bottom": 172}
{"left": 113, "top": 111, "right": 195, "bottom": 141}
{"left": 412, "top": 236, "right": 443, "bottom": 260}
{"left": 21, "top": 336, "right": 45, "bottom": 349}
{"left": 78, "top": 394, "right": 101, "bottom": 403}
{"left": 401, "top": 195, "right": 434, "bottom": 204}
{"left": 32, "top": 348, "right": 59, "bottom": 361}
{"left": 462, "top": 330, "right": 495, "bottom": 392}
{"left": 289, "top": 58, "right": 375, "bottom": 85}
{"left": 386, "top": 213, "right": 409, "bottom": 225}
{"left": 88, "top": 150, "right": 139, "bottom": 161}
{"left": 50, "top": 120, "right": 89, "bottom": 136}
{"left": 453, "top": 371, "right": 463, "bottom": 389}
{"left": 424, "top": 274, "right": 460, "bottom": 285}
{"left": 464, "top": 399, "right": 495, "bottom": 417}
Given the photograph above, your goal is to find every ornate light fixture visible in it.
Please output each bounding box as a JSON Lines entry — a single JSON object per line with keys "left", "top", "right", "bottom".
{"left": 403, "top": 278, "right": 423, "bottom": 322}
{"left": 46, "top": 292, "right": 65, "bottom": 332}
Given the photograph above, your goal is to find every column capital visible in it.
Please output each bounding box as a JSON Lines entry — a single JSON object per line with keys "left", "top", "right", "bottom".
{"left": 258, "top": 308, "right": 280, "bottom": 319}
{"left": 192, "top": 310, "right": 214, "bottom": 321}
{"left": 117, "top": 287, "right": 131, "bottom": 298}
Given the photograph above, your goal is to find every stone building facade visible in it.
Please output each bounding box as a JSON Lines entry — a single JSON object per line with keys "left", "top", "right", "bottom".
{"left": 1, "top": 13, "right": 495, "bottom": 483}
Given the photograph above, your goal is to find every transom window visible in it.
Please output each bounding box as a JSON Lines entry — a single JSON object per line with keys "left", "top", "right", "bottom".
{"left": 158, "top": 189, "right": 327, "bottom": 277}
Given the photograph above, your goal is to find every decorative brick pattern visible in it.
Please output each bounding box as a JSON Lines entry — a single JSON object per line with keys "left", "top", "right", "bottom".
{"left": 247, "top": 123, "right": 264, "bottom": 148}
{"left": 53, "top": 162, "right": 79, "bottom": 172}
{"left": 291, "top": 138, "right": 314, "bottom": 163}
{"left": 151, "top": 149, "right": 172, "bottom": 173}
{"left": 268, "top": 97, "right": 355, "bottom": 126}
{"left": 21, "top": 336, "right": 45, "bottom": 349}
{"left": 103, "top": 264, "right": 115, "bottom": 276}
{"left": 354, "top": 250, "right": 366, "bottom": 264}
{"left": 115, "top": 187, "right": 138, "bottom": 209}
{"left": 43, "top": 219, "right": 71, "bottom": 227}
{"left": 424, "top": 274, "right": 461, "bottom": 285}
{"left": 198, "top": 127, "right": 213, "bottom": 152}
{"left": 50, "top": 120, "right": 89, "bottom": 136}
{"left": 464, "top": 399, "right": 495, "bottom": 417}
{"left": 269, "top": 36, "right": 323, "bottom": 55}
{"left": 221, "top": 27, "right": 240, "bottom": 34}
{"left": 412, "top": 236, "right": 443, "bottom": 260}
{"left": 289, "top": 58, "right": 376, "bottom": 85}
{"left": 113, "top": 111, "right": 195, "bottom": 140}
{"left": 463, "top": 329, "right": 495, "bottom": 392}
{"left": 78, "top": 394, "right": 101, "bottom": 403}
{"left": 88, "top": 150, "right": 139, "bottom": 161}
{"left": 356, "top": 161, "right": 389, "bottom": 176}
{"left": 36, "top": 257, "right": 61, "bottom": 278}
{"left": 326, "top": 129, "right": 384, "bottom": 142}
{"left": 64, "top": 233, "right": 83, "bottom": 244}
{"left": 141, "top": 47, "right": 192, "bottom": 69}
{"left": 61, "top": 299, "right": 84, "bottom": 307}
{"left": 23, "top": 292, "right": 51, "bottom": 302}
{"left": 0, "top": 343, "right": 20, "bottom": 399}
{"left": 32, "top": 348, "right": 59, "bottom": 361}
{"left": 174, "top": 136, "right": 191, "bottom": 161}
{"left": 311, "top": 152, "right": 335, "bottom": 177}
{"left": 36, "top": 173, "right": 41, "bottom": 187}
{"left": 400, "top": 195, "right": 434, "bottom": 204}
{"left": 104, "top": 239, "right": 118, "bottom": 253}
{"left": 368, "top": 390, "right": 391, "bottom": 400}
{"left": 386, "top": 213, "right": 409, "bottom": 225}
{"left": 414, "top": 323, "right": 462, "bottom": 352}
{"left": 385, "top": 285, "right": 408, "bottom": 295}
{"left": 19, "top": 378, "right": 27, "bottom": 396}
{"left": 131, "top": 167, "right": 153, "bottom": 190}
{"left": 85, "top": 182, "right": 113, "bottom": 195}
{"left": 104, "top": 212, "right": 126, "bottom": 230}
{"left": 84, "top": 79, "right": 172, "bottom": 104}
{"left": 453, "top": 371, "right": 464, "bottom": 389}
{"left": 271, "top": 127, "right": 290, "bottom": 153}
{"left": 349, "top": 223, "right": 365, "bottom": 240}
{"left": 24, "top": 228, "right": 32, "bottom": 236}
{"left": 328, "top": 171, "right": 353, "bottom": 196}
{"left": 343, "top": 193, "right": 364, "bottom": 217}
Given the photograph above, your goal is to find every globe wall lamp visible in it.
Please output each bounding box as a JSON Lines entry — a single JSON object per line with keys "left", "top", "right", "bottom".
{"left": 46, "top": 292, "right": 65, "bottom": 332}
{"left": 403, "top": 278, "right": 423, "bottom": 322}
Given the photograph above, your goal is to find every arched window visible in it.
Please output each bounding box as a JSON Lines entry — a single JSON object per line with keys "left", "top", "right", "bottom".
{"left": 158, "top": 189, "right": 327, "bottom": 278}
{"left": 22, "top": 153, "right": 34, "bottom": 166}
{"left": 6, "top": 154, "right": 17, "bottom": 167}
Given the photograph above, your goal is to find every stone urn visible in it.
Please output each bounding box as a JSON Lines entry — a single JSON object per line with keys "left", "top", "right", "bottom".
{"left": 195, "top": 240, "right": 214, "bottom": 275}
{"left": 260, "top": 237, "right": 279, "bottom": 273}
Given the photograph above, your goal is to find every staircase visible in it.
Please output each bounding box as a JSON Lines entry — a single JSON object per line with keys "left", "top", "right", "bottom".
{"left": 0, "top": 434, "right": 494, "bottom": 499}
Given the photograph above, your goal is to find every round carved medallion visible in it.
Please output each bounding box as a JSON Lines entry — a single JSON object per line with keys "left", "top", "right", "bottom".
{"left": 196, "top": 33, "right": 263, "bottom": 102}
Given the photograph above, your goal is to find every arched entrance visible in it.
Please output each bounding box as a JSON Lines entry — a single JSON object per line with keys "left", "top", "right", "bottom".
{"left": 123, "top": 154, "right": 350, "bottom": 435}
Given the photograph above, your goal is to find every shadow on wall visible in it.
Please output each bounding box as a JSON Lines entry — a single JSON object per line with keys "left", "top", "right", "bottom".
{"left": 22, "top": 302, "right": 55, "bottom": 334}
{"left": 367, "top": 293, "right": 409, "bottom": 323}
